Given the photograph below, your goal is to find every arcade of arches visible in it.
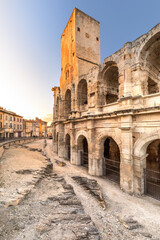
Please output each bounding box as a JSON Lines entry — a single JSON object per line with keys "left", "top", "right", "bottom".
{"left": 52, "top": 11, "right": 160, "bottom": 201}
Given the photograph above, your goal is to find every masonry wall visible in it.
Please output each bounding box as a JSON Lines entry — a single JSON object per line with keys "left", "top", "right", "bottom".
{"left": 52, "top": 9, "right": 160, "bottom": 197}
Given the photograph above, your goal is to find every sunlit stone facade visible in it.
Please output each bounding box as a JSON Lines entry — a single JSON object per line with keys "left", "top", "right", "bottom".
{"left": 52, "top": 8, "right": 160, "bottom": 198}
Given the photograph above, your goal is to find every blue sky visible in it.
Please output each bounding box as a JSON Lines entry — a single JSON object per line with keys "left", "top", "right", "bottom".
{"left": 0, "top": 0, "right": 160, "bottom": 120}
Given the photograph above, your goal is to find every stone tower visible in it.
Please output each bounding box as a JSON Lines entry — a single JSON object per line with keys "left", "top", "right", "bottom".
{"left": 60, "top": 8, "right": 100, "bottom": 91}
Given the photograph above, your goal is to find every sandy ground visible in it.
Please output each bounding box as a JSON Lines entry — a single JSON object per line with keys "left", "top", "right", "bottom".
{"left": 0, "top": 139, "right": 160, "bottom": 240}
{"left": 45, "top": 140, "right": 160, "bottom": 240}
{"left": 0, "top": 144, "right": 46, "bottom": 205}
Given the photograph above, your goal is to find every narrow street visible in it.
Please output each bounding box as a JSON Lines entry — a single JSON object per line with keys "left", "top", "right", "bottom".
{"left": 0, "top": 140, "right": 160, "bottom": 240}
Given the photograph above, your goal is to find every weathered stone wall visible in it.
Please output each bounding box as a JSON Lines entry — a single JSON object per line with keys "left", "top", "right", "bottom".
{"left": 52, "top": 9, "right": 160, "bottom": 197}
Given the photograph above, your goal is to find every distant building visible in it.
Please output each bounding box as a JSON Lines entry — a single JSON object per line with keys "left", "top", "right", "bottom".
{"left": 0, "top": 110, "right": 4, "bottom": 139}
{"left": 35, "top": 118, "right": 47, "bottom": 137}
{"left": 23, "top": 119, "right": 36, "bottom": 137}
{"left": 0, "top": 107, "right": 48, "bottom": 140}
{"left": 0, "top": 107, "right": 23, "bottom": 139}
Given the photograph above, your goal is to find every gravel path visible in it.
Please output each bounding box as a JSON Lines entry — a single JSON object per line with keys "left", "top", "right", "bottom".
{"left": 45, "top": 140, "right": 160, "bottom": 240}
{"left": 0, "top": 139, "right": 160, "bottom": 240}
{"left": 0, "top": 140, "right": 100, "bottom": 240}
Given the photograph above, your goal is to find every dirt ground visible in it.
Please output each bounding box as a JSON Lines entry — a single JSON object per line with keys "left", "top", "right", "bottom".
{"left": 0, "top": 139, "right": 160, "bottom": 240}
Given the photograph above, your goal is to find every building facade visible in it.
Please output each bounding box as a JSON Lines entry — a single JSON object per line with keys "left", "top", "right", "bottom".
{"left": 23, "top": 118, "right": 47, "bottom": 138}
{"left": 0, "top": 110, "right": 4, "bottom": 139}
{"left": 52, "top": 8, "right": 160, "bottom": 200}
{"left": 35, "top": 118, "right": 47, "bottom": 137}
{"left": 0, "top": 107, "right": 23, "bottom": 139}
{"left": 23, "top": 119, "right": 36, "bottom": 137}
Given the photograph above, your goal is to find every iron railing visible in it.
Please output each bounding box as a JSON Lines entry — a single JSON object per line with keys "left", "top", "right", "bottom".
{"left": 145, "top": 168, "right": 160, "bottom": 200}
{"left": 81, "top": 151, "right": 88, "bottom": 167}
{"left": 104, "top": 157, "right": 120, "bottom": 183}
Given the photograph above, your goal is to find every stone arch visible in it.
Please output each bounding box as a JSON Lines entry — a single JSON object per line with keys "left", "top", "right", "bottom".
{"left": 96, "top": 132, "right": 121, "bottom": 183}
{"left": 100, "top": 61, "right": 119, "bottom": 105}
{"left": 138, "top": 24, "right": 160, "bottom": 60}
{"left": 77, "top": 79, "right": 88, "bottom": 110}
{"left": 65, "top": 133, "right": 71, "bottom": 160}
{"left": 133, "top": 130, "right": 160, "bottom": 196}
{"left": 64, "top": 89, "right": 71, "bottom": 117}
{"left": 96, "top": 131, "right": 121, "bottom": 159}
{"left": 134, "top": 131, "right": 160, "bottom": 159}
{"left": 76, "top": 130, "right": 89, "bottom": 143}
{"left": 139, "top": 30, "right": 160, "bottom": 95}
{"left": 77, "top": 135, "right": 88, "bottom": 168}
{"left": 76, "top": 131, "right": 89, "bottom": 168}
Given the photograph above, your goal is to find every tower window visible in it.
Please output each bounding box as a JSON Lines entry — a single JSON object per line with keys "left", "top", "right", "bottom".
{"left": 77, "top": 27, "right": 80, "bottom": 32}
{"left": 66, "top": 70, "right": 69, "bottom": 80}
{"left": 85, "top": 33, "right": 89, "bottom": 38}
{"left": 96, "top": 37, "right": 99, "bottom": 41}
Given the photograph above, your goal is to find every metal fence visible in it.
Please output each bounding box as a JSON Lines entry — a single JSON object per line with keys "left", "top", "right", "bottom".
{"left": 81, "top": 151, "right": 88, "bottom": 167}
{"left": 144, "top": 168, "right": 160, "bottom": 200}
{"left": 104, "top": 157, "right": 120, "bottom": 183}
{"left": 66, "top": 145, "right": 70, "bottom": 160}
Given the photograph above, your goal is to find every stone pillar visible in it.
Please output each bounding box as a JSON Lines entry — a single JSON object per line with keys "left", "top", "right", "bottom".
{"left": 119, "top": 72, "right": 125, "bottom": 98}
{"left": 90, "top": 157, "right": 103, "bottom": 176}
{"left": 70, "top": 122, "right": 78, "bottom": 165}
{"left": 132, "top": 66, "right": 146, "bottom": 96}
{"left": 133, "top": 154, "right": 147, "bottom": 195}
{"left": 59, "top": 96, "right": 65, "bottom": 120}
{"left": 57, "top": 123, "right": 65, "bottom": 158}
{"left": 120, "top": 115, "right": 133, "bottom": 194}
{"left": 123, "top": 42, "right": 132, "bottom": 97}
{"left": 87, "top": 120, "right": 103, "bottom": 176}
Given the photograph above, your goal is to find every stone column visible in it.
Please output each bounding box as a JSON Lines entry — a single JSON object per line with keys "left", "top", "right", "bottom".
{"left": 57, "top": 123, "right": 65, "bottom": 158}
{"left": 87, "top": 120, "right": 103, "bottom": 176}
{"left": 123, "top": 42, "right": 132, "bottom": 97}
{"left": 120, "top": 115, "right": 133, "bottom": 194}
{"left": 132, "top": 66, "right": 147, "bottom": 96}
{"left": 133, "top": 154, "right": 147, "bottom": 195}
{"left": 70, "top": 122, "right": 78, "bottom": 165}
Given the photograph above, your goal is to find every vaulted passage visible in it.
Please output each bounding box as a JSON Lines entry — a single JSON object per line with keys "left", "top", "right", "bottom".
{"left": 140, "top": 32, "right": 160, "bottom": 95}
{"left": 104, "top": 137, "right": 120, "bottom": 183}
{"left": 148, "top": 78, "right": 159, "bottom": 95}
{"left": 77, "top": 79, "right": 88, "bottom": 109}
{"left": 77, "top": 135, "right": 88, "bottom": 168}
{"left": 65, "top": 134, "right": 71, "bottom": 160}
{"left": 65, "top": 89, "right": 71, "bottom": 117}
{"left": 104, "top": 65, "right": 119, "bottom": 104}
{"left": 145, "top": 139, "right": 160, "bottom": 200}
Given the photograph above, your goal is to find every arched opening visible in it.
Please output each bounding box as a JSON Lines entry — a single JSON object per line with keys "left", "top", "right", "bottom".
{"left": 145, "top": 139, "right": 160, "bottom": 200}
{"left": 77, "top": 79, "right": 88, "bottom": 110}
{"left": 65, "top": 134, "right": 71, "bottom": 160}
{"left": 65, "top": 89, "right": 71, "bottom": 117}
{"left": 140, "top": 32, "right": 160, "bottom": 95}
{"left": 148, "top": 77, "right": 159, "bottom": 95}
{"left": 77, "top": 135, "right": 88, "bottom": 168}
{"left": 103, "top": 65, "right": 119, "bottom": 104}
{"left": 103, "top": 137, "right": 120, "bottom": 183}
